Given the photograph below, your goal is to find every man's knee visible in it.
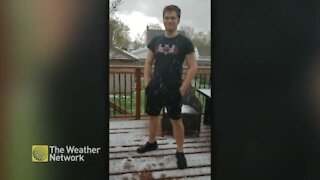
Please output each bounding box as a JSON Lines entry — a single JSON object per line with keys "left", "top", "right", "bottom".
{"left": 149, "top": 116, "right": 159, "bottom": 121}
{"left": 170, "top": 118, "right": 183, "bottom": 126}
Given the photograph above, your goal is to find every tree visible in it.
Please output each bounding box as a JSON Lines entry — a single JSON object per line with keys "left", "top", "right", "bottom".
{"left": 109, "top": 0, "right": 131, "bottom": 49}
{"left": 135, "top": 33, "right": 145, "bottom": 43}
{"left": 130, "top": 23, "right": 162, "bottom": 50}
{"left": 131, "top": 33, "right": 146, "bottom": 50}
{"left": 179, "top": 25, "right": 211, "bottom": 56}
{"left": 179, "top": 25, "right": 195, "bottom": 39}
{"left": 193, "top": 31, "right": 210, "bottom": 47}
{"left": 110, "top": 17, "right": 131, "bottom": 49}
{"left": 109, "top": 0, "right": 123, "bottom": 17}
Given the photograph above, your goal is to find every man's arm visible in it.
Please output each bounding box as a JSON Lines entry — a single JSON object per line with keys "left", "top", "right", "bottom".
{"left": 180, "top": 52, "right": 198, "bottom": 96}
{"left": 144, "top": 49, "right": 155, "bottom": 88}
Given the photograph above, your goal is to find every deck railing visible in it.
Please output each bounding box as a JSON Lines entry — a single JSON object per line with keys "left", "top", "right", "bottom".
{"left": 109, "top": 64, "right": 211, "bottom": 120}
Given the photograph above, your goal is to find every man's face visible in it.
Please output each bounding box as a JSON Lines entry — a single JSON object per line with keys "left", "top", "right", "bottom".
{"left": 163, "top": 10, "right": 180, "bottom": 32}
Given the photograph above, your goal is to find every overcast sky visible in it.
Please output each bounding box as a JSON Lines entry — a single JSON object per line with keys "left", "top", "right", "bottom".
{"left": 113, "top": 0, "right": 211, "bottom": 40}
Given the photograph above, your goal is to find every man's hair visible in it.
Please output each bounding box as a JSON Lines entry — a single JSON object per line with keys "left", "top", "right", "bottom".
{"left": 163, "top": 5, "right": 181, "bottom": 18}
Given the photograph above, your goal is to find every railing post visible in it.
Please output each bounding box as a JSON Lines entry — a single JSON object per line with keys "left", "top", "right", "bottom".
{"left": 135, "top": 68, "right": 141, "bottom": 120}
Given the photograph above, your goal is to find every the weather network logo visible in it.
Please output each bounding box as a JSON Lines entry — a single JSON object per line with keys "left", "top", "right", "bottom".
{"left": 32, "top": 144, "right": 101, "bottom": 163}
{"left": 32, "top": 145, "right": 49, "bottom": 163}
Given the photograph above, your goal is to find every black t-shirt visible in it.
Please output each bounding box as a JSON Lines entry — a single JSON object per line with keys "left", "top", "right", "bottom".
{"left": 147, "top": 34, "right": 195, "bottom": 89}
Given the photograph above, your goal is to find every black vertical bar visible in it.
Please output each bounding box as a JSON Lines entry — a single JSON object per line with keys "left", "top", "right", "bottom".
{"left": 131, "top": 73, "right": 133, "bottom": 114}
{"left": 113, "top": 73, "right": 116, "bottom": 116}
{"left": 195, "top": 72, "right": 198, "bottom": 87}
{"left": 118, "top": 73, "right": 121, "bottom": 115}
{"left": 208, "top": 72, "right": 211, "bottom": 88}
{"left": 201, "top": 73, "right": 205, "bottom": 112}
{"left": 124, "top": 72, "right": 127, "bottom": 115}
{"left": 205, "top": 74, "right": 208, "bottom": 88}
{"left": 206, "top": 74, "right": 209, "bottom": 88}
{"left": 202, "top": 74, "right": 206, "bottom": 89}
{"left": 193, "top": 74, "right": 196, "bottom": 87}
{"left": 194, "top": 73, "right": 198, "bottom": 97}
{"left": 135, "top": 68, "right": 141, "bottom": 120}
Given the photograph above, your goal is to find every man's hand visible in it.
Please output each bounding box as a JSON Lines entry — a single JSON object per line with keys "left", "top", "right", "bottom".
{"left": 179, "top": 87, "right": 187, "bottom": 97}
{"left": 144, "top": 82, "right": 149, "bottom": 89}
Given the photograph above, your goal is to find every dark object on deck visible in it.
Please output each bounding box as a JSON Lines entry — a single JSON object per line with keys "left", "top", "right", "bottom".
{"left": 161, "top": 86, "right": 202, "bottom": 137}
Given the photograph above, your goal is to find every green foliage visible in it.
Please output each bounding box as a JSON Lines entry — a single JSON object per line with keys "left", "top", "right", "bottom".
{"left": 179, "top": 25, "right": 211, "bottom": 55}
{"left": 110, "top": 18, "right": 131, "bottom": 48}
{"left": 193, "top": 31, "right": 210, "bottom": 47}
{"left": 109, "top": 0, "right": 130, "bottom": 49}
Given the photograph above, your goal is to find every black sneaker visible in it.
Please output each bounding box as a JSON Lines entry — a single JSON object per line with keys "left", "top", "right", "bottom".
{"left": 176, "top": 151, "right": 188, "bottom": 169}
{"left": 137, "top": 141, "right": 158, "bottom": 153}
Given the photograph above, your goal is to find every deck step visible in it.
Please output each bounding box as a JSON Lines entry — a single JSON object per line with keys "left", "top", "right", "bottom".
{"left": 110, "top": 142, "right": 211, "bottom": 153}
{"left": 109, "top": 166, "right": 211, "bottom": 180}
{"left": 110, "top": 147, "right": 211, "bottom": 159}
{"left": 109, "top": 152, "right": 211, "bottom": 174}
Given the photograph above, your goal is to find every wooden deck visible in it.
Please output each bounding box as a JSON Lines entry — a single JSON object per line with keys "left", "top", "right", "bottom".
{"left": 109, "top": 118, "right": 212, "bottom": 179}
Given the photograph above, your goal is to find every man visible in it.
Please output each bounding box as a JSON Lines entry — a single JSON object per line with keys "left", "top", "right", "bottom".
{"left": 136, "top": 5, "right": 198, "bottom": 169}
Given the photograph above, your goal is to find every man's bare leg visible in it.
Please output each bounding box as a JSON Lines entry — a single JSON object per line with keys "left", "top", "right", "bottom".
{"left": 171, "top": 119, "right": 185, "bottom": 152}
{"left": 171, "top": 118, "right": 187, "bottom": 169}
{"left": 148, "top": 116, "right": 159, "bottom": 143}
{"left": 137, "top": 115, "right": 159, "bottom": 153}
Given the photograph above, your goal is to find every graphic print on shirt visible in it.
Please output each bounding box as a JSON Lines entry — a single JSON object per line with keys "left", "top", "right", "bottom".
{"left": 155, "top": 44, "right": 179, "bottom": 55}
